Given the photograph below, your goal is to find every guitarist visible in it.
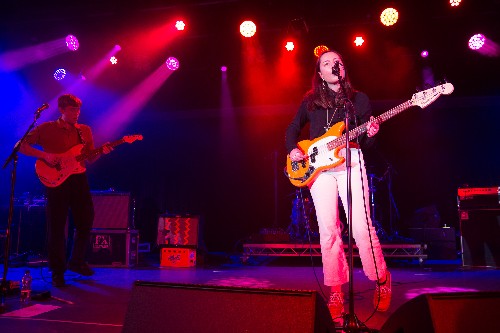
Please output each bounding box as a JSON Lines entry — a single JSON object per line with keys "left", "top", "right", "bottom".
{"left": 19, "top": 94, "right": 112, "bottom": 287}
{"left": 285, "top": 50, "right": 391, "bottom": 320}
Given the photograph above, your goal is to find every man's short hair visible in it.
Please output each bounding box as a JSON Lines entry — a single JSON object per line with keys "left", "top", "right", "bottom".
{"left": 58, "top": 94, "right": 82, "bottom": 108}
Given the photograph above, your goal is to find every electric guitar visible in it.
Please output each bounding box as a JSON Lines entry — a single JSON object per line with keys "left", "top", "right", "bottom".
{"left": 285, "top": 83, "right": 454, "bottom": 187}
{"left": 35, "top": 134, "right": 143, "bottom": 187}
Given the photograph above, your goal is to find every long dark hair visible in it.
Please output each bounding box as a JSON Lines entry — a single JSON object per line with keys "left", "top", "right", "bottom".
{"left": 304, "top": 50, "right": 355, "bottom": 112}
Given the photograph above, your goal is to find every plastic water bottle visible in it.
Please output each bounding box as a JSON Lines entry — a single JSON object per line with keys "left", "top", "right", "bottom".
{"left": 20, "top": 270, "right": 33, "bottom": 304}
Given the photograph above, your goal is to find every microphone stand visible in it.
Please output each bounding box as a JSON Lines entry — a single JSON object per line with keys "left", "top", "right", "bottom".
{"left": 334, "top": 71, "right": 375, "bottom": 333}
{"left": 0, "top": 110, "right": 41, "bottom": 313}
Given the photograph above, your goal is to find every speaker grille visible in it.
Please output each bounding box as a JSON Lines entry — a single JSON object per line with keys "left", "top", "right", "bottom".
{"left": 91, "top": 192, "right": 130, "bottom": 229}
{"left": 123, "top": 282, "right": 332, "bottom": 333}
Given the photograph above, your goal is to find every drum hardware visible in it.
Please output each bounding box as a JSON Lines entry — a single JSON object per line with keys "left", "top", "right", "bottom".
{"left": 287, "top": 188, "right": 319, "bottom": 242}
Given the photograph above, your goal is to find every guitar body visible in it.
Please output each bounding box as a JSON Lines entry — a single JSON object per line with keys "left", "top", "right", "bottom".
{"left": 34, "top": 134, "right": 143, "bottom": 188}
{"left": 286, "top": 122, "right": 347, "bottom": 187}
{"left": 35, "top": 144, "right": 87, "bottom": 187}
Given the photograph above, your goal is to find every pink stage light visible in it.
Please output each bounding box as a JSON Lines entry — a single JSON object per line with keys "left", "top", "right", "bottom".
{"left": 53, "top": 68, "right": 66, "bottom": 81}
{"left": 221, "top": 66, "right": 227, "bottom": 72}
{"left": 421, "top": 50, "right": 429, "bottom": 58}
{"left": 65, "top": 35, "right": 79, "bottom": 51}
{"left": 110, "top": 56, "right": 118, "bottom": 65}
{"left": 468, "top": 34, "right": 485, "bottom": 50}
{"left": 165, "top": 57, "right": 180, "bottom": 71}
{"left": 240, "top": 21, "right": 256, "bottom": 38}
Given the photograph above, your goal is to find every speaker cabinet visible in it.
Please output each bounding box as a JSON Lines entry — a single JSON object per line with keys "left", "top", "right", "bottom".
{"left": 407, "top": 227, "right": 457, "bottom": 260}
{"left": 91, "top": 191, "right": 130, "bottom": 229}
{"left": 460, "top": 209, "right": 500, "bottom": 267}
{"left": 0, "top": 205, "right": 47, "bottom": 256}
{"left": 380, "top": 292, "right": 500, "bottom": 333}
{"left": 123, "top": 282, "right": 333, "bottom": 333}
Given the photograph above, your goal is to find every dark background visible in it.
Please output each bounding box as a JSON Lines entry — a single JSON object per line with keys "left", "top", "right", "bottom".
{"left": 0, "top": 0, "right": 499, "bottom": 252}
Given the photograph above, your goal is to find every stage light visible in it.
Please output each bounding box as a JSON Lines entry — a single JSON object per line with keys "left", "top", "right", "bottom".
{"left": 420, "top": 50, "right": 429, "bottom": 58}
{"left": 65, "top": 35, "right": 79, "bottom": 51}
{"left": 175, "top": 20, "right": 186, "bottom": 31}
{"left": 450, "top": 0, "right": 462, "bottom": 7}
{"left": 53, "top": 68, "right": 66, "bottom": 81}
{"left": 240, "top": 21, "right": 256, "bottom": 38}
{"left": 285, "top": 41, "right": 295, "bottom": 51}
{"left": 468, "top": 34, "right": 485, "bottom": 50}
{"left": 221, "top": 66, "right": 227, "bottom": 72}
{"left": 165, "top": 56, "right": 180, "bottom": 70}
{"left": 354, "top": 37, "right": 364, "bottom": 47}
{"left": 380, "top": 8, "right": 399, "bottom": 26}
{"left": 110, "top": 56, "right": 118, "bottom": 65}
{"left": 313, "top": 45, "right": 329, "bottom": 57}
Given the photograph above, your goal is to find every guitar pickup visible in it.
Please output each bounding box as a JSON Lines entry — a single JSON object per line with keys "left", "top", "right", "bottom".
{"left": 309, "top": 147, "right": 318, "bottom": 163}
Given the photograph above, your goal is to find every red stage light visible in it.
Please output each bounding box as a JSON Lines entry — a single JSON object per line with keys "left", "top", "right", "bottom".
{"left": 240, "top": 21, "right": 256, "bottom": 38}
{"left": 175, "top": 21, "right": 186, "bottom": 31}
{"left": 285, "top": 41, "right": 295, "bottom": 51}
{"left": 354, "top": 36, "right": 365, "bottom": 47}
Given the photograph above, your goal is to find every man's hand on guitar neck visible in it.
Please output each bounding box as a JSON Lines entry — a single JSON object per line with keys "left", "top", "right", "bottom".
{"left": 87, "top": 142, "right": 113, "bottom": 164}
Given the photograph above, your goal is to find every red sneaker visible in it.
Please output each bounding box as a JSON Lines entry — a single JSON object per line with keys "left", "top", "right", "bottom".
{"left": 328, "top": 291, "right": 344, "bottom": 321}
{"left": 374, "top": 271, "right": 392, "bottom": 312}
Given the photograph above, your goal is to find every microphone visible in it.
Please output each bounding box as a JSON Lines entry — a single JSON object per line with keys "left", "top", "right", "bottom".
{"left": 332, "top": 61, "right": 341, "bottom": 76}
{"left": 35, "top": 103, "right": 49, "bottom": 115}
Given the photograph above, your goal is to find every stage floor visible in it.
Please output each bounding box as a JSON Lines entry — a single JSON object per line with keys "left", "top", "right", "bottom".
{"left": 1, "top": 254, "right": 499, "bottom": 332}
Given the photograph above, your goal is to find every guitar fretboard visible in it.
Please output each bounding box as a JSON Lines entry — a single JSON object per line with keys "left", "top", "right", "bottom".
{"left": 326, "top": 100, "right": 413, "bottom": 151}
{"left": 76, "top": 138, "right": 127, "bottom": 162}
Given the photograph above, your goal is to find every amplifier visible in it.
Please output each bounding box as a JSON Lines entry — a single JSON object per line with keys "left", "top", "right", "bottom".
{"left": 160, "top": 247, "right": 196, "bottom": 267}
{"left": 87, "top": 229, "right": 139, "bottom": 267}
{"left": 91, "top": 191, "right": 131, "bottom": 229}
{"left": 457, "top": 187, "right": 500, "bottom": 210}
{"left": 157, "top": 215, "right": 199, "bottom": 247}
{"left": 408, "top": 227, "right": 457, "bottom": 260}
{"left": 460, "top": 209, "right": 500, "bottom": 268}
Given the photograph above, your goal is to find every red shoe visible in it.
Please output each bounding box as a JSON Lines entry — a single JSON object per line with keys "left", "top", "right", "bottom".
{"left": 328, "top": 291, "right": 344, "bottom": 321}
{"left": 374, "top": 271, "right": 391, "bottom": 312}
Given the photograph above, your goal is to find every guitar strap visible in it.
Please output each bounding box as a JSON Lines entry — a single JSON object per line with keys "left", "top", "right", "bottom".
{"left": 75, "top": 125, "right": 86, "bottom": 146}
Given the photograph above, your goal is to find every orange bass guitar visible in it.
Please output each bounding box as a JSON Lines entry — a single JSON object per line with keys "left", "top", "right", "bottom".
{"left": 285, "top": 83, "right": 454, "bottom": 187}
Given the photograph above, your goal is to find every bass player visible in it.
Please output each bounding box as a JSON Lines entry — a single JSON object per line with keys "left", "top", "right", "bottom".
{"left": 285, "top": 50, "right": 392, "bottom": 321}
